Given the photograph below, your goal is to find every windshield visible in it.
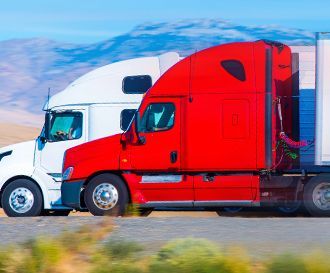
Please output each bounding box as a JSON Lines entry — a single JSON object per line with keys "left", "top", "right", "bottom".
{"left": 46, "top": 112, "right": 83, "bottom": 142}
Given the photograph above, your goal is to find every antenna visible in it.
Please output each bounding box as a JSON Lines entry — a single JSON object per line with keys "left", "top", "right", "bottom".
{"left": 46, "top": 87, "right": 51, "bottom": 111}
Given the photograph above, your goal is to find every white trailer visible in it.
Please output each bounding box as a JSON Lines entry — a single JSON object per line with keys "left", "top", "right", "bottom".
{"left": 0, "top": 52, "right": 180, "bottom": 217}
{"left": 315, "top": 33, "right": 330, "bottom": 166}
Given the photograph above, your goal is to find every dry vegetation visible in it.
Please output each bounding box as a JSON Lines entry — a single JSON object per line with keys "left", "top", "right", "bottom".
{"left": 0, "top": 218, "right": 329, "bottom": 273}
{"left": 0, "top": 123, "right": 40, "bottom": 148}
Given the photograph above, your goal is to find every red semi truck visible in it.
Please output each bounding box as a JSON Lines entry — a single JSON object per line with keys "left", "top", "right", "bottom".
{"left": 61, "top": 40, "right": 330, "bottom": 217}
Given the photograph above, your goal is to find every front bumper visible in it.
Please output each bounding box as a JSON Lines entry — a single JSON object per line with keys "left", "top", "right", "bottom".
{"left": 61, "top": 180, "right": 85, "bottom": 210}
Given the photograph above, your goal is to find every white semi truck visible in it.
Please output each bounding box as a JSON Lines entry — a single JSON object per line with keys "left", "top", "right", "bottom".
{"left": 0, "top": 52, "right": 180, "bottom": 217}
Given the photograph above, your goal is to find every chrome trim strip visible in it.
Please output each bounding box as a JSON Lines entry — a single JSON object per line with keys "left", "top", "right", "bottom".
{"left": 194, "top": 200, "right": 255, "bottom": 207}
{"left": 140, "top": 201, "right": 193, "bottom": 208}
{"left": 140, "top": 200, "right": 260, "bottom": 208}
{"left": 141, "top": 175, "right": 183, "bottom": 183}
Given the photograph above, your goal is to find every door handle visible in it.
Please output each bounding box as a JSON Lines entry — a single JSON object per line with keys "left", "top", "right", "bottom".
{"left": 170, "top": 151, "right": 178, "bottom": 163}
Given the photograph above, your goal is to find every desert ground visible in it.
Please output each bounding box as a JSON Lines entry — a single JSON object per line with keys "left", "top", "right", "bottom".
{"left": 0, "top": 122, "right": 40, "bottom": 148}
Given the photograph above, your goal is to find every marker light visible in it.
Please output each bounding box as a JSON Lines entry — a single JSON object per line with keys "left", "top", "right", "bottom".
{"left": 62, "top": 167, "right": 74, "bottom": 181}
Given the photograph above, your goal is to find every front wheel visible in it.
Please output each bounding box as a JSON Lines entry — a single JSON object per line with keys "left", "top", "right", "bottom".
{"left": 84, "top": 174, "right": 129, "bottom": 216}
{"left": 303, "top": 177, "right": 330, "bottom": 217}
{"left": 1, "top": 179, "right": 43, "bottom": 217}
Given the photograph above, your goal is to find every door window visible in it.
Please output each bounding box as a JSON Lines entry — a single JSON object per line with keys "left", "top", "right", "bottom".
{"left": 138, "top": 103, "right": 175, "bottom": 133}
{"left": 121, "top": 109, "right": 136, "bottom": 131}
{"left": 48, "top": 112, "right": 83, "bottom": 142}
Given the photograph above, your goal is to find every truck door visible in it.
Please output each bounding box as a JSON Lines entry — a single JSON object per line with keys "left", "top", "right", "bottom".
{"left": 127, "top": 98, "right": 193, "bottom": 203}
{"left": 37, "top": 109, "right": 87, "bottom": 181}
{"left": 130, "top": 98, "right": 182, "bottom": 171}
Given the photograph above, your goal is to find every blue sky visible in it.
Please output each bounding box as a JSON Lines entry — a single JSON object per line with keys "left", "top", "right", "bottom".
{"left": 0, "top": 0, "right": 329, "bottom": 43}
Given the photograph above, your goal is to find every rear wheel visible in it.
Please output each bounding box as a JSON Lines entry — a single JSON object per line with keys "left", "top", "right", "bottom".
{"left": 1, "top": 179, "right": 43, "bottom": 217}
{"left": 303, "top": 177, "right": 330, "bottom": 217}
{"left": 84, "top": 174, "right": 129, "bottom": 216}
{"left": 277, "top": 201, "right": 302, "bottom": 215}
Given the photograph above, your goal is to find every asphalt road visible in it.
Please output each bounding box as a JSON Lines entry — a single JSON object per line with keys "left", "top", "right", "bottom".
{"left": 0, "top": 215, "right": 329, "bottom": 256}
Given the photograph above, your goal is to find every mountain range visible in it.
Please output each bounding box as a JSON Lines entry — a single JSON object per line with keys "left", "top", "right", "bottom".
{"left": 0, "top": 19, "right": 315, "bottom": 126}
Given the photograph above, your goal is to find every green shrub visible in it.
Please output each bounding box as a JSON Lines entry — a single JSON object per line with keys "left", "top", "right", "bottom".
{"left": 222, "top": 246, "right": 252, "bottom": 273}
{"left": 149, "top": 238, "right": 228, "bottom": 273}
{"left": 102, "top": 240, "right": 143, "bottom": 260}
{"left": 265, "top": 254, "right": 307, "bottom": 273}
{"left": 17, "top": 238, "right": 63, "bottom": 273}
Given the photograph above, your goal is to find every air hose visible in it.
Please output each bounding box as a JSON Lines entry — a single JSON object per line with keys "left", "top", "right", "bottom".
{"left": 277, "top": 98, "right": 308, "bottom": 149}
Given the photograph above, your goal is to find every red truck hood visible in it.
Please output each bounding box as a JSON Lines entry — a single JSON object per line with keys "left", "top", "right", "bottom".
{"left": 64, "top": 134, "right": 122, "bottom": 181}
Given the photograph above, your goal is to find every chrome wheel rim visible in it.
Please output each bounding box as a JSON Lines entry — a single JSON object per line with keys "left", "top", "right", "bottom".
{"left": 312, "top": 182, "right": 330, "bottom": 211}
{"left": 9, "top": 187, "right": 34, "bottom": 214}
{"left": 92, "top": 183, "right": 119, "bottom": 210}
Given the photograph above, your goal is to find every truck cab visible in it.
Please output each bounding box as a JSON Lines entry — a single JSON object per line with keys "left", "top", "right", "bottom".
{"left": 0, "top": 52, "right": 180, "bottom": 217}
{"left": 62, "top": 38, "right": 330, "bottom": 217}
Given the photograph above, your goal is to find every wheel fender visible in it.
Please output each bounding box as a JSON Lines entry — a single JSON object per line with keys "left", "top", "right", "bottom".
{"left": 31, "top": 169, "right": 58, "bottom": 209}
{"left": 305, "top": 174, "right": 330, "bottom": 185}
{"left": 0, "top": 165, "right": 34, "bottom": 190}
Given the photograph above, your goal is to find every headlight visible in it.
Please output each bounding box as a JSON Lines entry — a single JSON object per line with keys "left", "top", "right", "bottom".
{"left": 62, "top": 167, "right": 74, "bottom": 181}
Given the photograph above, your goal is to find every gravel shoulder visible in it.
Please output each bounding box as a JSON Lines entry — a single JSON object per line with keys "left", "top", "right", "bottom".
{"left": 0, "top": 216, "right": 329, "bottom": 257}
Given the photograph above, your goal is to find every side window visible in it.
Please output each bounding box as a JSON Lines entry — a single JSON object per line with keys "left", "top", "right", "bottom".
{"left": 48, "top": 112, "right": 83, "bottom": 142}
{"left": 139, "top": 103, "right": 175, "bottom": 133}
{"left": 122, "top": 75, "right": 152, "bottom": 94}
{"left": 120, "top": 109, "right": 136, "bottom": 131}
{"left": 221, "top": 60, "right": 246, "bottom": 81}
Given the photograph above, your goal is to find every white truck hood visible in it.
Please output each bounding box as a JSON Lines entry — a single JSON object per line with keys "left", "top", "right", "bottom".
{"left": 0, "top": 140, "right": 36, "bottom": 170}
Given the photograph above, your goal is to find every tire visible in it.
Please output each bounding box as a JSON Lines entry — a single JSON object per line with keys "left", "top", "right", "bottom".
{"left": 1, "top": 179, "right": 43, "bottom": 217}
{"left": 84, "top": 174, "right": 129, "bottom": 216}
{"left": 42, "top": 210, "right": 71, "bottom": 216}
{"left": 277, "top": 201, "right": 302, "bottom": 216}
{"left": 303, "top": 177, "right": 330, "bottom": 217}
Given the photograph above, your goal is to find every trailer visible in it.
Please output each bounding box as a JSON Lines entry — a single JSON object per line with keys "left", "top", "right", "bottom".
{"left": 61, "top": 35, "right": 330, "bottom": 217}
{"left": 0, "top": 53, "right": 180, "bottom": 217}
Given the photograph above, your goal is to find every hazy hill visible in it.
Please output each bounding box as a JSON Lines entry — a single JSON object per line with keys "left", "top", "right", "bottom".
{"left": 0, "top": 19, "right": 314, "bottom": 126}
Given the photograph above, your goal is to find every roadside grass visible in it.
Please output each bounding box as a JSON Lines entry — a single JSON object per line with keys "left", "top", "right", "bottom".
{"left": 0, "top": 219, "right": 329, "bottom": 273}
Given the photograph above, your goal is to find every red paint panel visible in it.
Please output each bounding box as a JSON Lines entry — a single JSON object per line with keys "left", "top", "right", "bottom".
{"left": 63, "top": 135, "right": 122, "bottom": 181}
{"left": 193, "top": 175, "right": 257, "bottom": 201}
{"left": 222, "top": 100, "right": 250, "bottom": 139}
{"left": 123, "top": 173, "right": 194, "bottom": 203}
{"left": 184, "top": 93, "right": 257, "bottom": 171}
{"left": 191, "top": 42, "right": 256, "bottom": 94}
